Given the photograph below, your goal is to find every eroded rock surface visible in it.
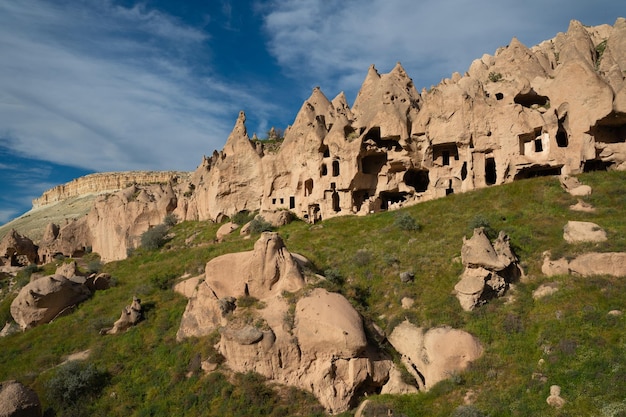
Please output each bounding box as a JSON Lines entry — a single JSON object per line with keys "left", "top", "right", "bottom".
{"left": 0, "top": 380, "right": 42, "bottom": 417}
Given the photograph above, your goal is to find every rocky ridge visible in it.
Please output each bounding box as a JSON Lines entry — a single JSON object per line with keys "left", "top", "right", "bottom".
{"left": 5, "top": 18, "right": 626, "bottom": 264}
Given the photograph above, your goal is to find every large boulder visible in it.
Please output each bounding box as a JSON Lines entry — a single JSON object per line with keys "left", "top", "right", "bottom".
{"left": 543, "top": 252, "right": 626, "bottom": 277}
{"left": 177, "top": 233, "right": 396, "bottom": 413}
{"left": 10, "top": 274, "right": 91, "bottom": 330}
{"left": 455, "top": 229, "right": 522, "bottom": 311}
{"left": 388, "top": 321, "right": 483, "bottom": 390}
{"left": 0, "top": 380, "right": 42, "bottom": 417}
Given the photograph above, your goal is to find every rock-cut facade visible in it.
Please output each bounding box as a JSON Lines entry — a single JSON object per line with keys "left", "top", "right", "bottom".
{"left": 178, "top": 18, "right": 626, "bottom": 224}
{"left": 21, "top": 18, "right": 626, "bottom": 261}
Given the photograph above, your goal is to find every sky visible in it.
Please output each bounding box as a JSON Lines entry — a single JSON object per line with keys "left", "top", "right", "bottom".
{"left": 0, "top": 0, "right": 623, "bottom": 224}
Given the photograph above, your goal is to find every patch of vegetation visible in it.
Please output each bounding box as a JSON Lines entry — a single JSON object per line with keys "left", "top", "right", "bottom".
{"left": 248, "top": 216, "right": 274, "bottom": 234}
{"left": 0, "top": 171, "right": 625, "bottom": 416}
{"left": 232, "top": 210, "right": 256, "bottom": 226}
{"left": 44, "top": 361, "right": 109, "bottom": 415}
{"left": 140, "top": 224, "right": 169, "bottom": 250}
{"left": 394, "top": 212, "right": 421, "bottom": 231}
{"left": 488, "top": 72, "right": 503, "bottom": 82}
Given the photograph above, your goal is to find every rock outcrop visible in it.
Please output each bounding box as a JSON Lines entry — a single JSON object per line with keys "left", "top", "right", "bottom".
{"left": 10, "top": 274, "right": 92, "bottom": 330}
{"left": 563, "top": 220, "right": 607, "bottom": 243}
{"left": 177, "top": 233, "right": 399, "bottom": 413}
{"left": 455, "top": 228, "right": 523, "bottom": 311}
{"left": 32, "top": 171, "right": 188, "bottom": 208}
{"left": 388, "top": 321, "right": 483, "bottom": 390}
{"left": 0, "top": 230, "right": 38, "bottom": 266}
{"left": 102, "top": 297, "right": 143, "bottom": 335}
{"left": 543, "top": 252, "right": 626, "bottom": 277}
{"left": 0, "top": 380, "right": 42, "bottom": 417}
{"left": 11, "top": 18, "right": 626, "bottom": 262}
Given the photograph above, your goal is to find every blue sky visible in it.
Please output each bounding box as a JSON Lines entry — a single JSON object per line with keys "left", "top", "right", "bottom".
{"left": 0, "top": 0, "right": 623, "bottom": 224}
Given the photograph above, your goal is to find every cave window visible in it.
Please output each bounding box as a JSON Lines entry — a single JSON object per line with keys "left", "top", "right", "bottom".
{"left": 534, "top": 138, "right": 543, "bottom": 152}
{"left": 289, "top": 196, "right": 295, "bottom": 209}
{"left": 272, "top": 198, "right": 276, "bottom": 205}
{"left": 280, "top": 198, "right": 284, "bottom": 205}
{"left": 446, "top": 180, "right": 454, "bottom": 195}
{"left": 442, "top": 151, "right": 450, "bottom": 166}
{"left": 461, "top": 162, "right": 468, "bottom": 180}
{"left": 304, "top": 179, "right": 313, "bottom": 196}
{"left": 485, "top": 157, "right": 496, "bottom": 185}
{"left": 495, "top": 93, "right": 504, "bottom": 100}
{"left": 332, "top": 160, "right": 340, "bottom": 176}
{"left": 321, "top": 164, "right": 328, "bottom": 176}
{"left": 322, "top": 146, "right": 330, "bottom": 158}
{"left": 332, "top": 191, "right": 340, "bottom": 212}
{"left": 556, "top": 127, "right": 568, "bottom": 147}
{"left": 403, "top": 169, "right": 429, "bottom": 193}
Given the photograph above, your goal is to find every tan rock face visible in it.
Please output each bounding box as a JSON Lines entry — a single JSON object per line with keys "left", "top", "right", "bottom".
{"left": 0, "top": 380, "right": 42, "bottom": 417}
{"left": 0, "top": 229, "right": 38, "bottom": 266}
{"left": 10, "top": 274, "right": 91, "bottom": 330}
{"left": 388, "top": 321, "right": 483, "bottom": 390}
{"left": 177, "top": 234, "right": 395, "bottom": 414}
{"left": 543, "top": 252, "right": 626, "bottom": 278}
{"left": 22, "top": 19, "right": 626, "bottom": 262}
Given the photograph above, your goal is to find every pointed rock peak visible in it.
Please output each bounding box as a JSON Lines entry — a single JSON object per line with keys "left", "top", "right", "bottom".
{"left": 390, "top": 61, "right": 408, "bottom": 78}
{"left": 567, "top": 19, "right": 585, "bottom": 33}
{"left": 509, "top": 37, "right": 525, "bottom": 48}
{"left": 223, "top": 110, "right": 253, "bottom": 155}
{"left": 332, "top": 91, "right": 349, "bottom": 108}
{"left": 307, "top": 86, "right": 332, "bottom": 109}
{"left": 366, "top": 64, "right": 381, "bottom": 80}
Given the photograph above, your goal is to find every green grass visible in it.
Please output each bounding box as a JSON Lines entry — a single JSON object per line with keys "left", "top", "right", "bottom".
{"left": 1, "top": 171, "right": 625, "bottom": 416}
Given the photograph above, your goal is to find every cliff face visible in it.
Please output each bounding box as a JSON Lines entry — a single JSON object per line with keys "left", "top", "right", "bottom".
{"left": 32, "top": 171, "right": 189, "bottom": 208}
{"left": 24, "top": 18, "right": 626, "bottom": 262}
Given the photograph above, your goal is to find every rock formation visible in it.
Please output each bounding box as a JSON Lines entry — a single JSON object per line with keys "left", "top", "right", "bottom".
{"left": 455, "top": 228, "right": 523, "bottom": 311}
{"left": 177, "top": 232, "right": 403, "bottom": 413}
{"left": 10, "top": 274, "right": 92, "bottom": 330}
{"left": 387, "top": 321, "right": 483, "bottom": 390}
{"left": 102, "top": 297, "right": 143, "bottom": 335}
{"left": 8, "top": 18, "right": 626, "bottom": 263}
{"left": 32, "top": 171, "right": 188, "bottom": 208}
{"left": 543, "top": 252, "right": 626, "bottom": 277}
{"left": 0, "top": 380, "right": 42, "bottom": 417}
{"left": 0, "top": 230, "right": 38, "bottom": 266}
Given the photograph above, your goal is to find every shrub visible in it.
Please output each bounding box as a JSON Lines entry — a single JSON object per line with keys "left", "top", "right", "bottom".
{"left": 468, "top": 214, "right": 496, "bottom": 239}
{"left": 324, "top": 268, "right": 344, "bottom": 286}
{"left": 451, "top": 405, "right": 486, "bottom": 417}
{"left": 232, "top": 210, "right": 255, "bottom": 226}
{"left": 353, "top": 249, "right": 372, "bottom": 266}
{"left": 45, "top": 361, "right": 108, "bottom": 410}
{"left": 86, "top": 260, "right": 103, "bottom": 274}
{"left": 488, "top": 72, "right": 503, "bottom": 82}
{"left": 249, "top": 216, "right": 274, "bottom": 234}
{"left": 394, "top": 212, "right": 421, "bottom": 231}
{"left": 140, "top": 224, "right": 169, "bottom": 250}
{"left": 150, "top": 271, "right": 177, "bottom": 290}
{"left": 163, "top": 213, "right": 179, "bottom": 227}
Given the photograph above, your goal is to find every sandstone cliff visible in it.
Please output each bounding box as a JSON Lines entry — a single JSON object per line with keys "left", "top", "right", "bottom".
{"left": 32, "top": 171, "right": 189, "bottom": 208}
{"left": 16, "top": 18, "right": 626, "bottom": 262}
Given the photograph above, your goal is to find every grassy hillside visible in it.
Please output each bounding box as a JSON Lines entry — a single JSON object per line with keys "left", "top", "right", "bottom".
{"left": 0, "top": 195, "right": 96, "bottom": 242}
{"left": 1, "top": 171, "right": 625, "bottom": 416}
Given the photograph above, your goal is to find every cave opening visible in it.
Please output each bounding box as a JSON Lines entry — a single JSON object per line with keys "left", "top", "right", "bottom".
{"left": 361, "top": 153, "right": 387, "bottom": 175}
{"left": 380, "top": 191, "right": 408, "bottom": 210}
{"left": 485, "top": 158, "right": 496, "bottom": 185}
{"left": 403, "top": 169, "right": 429, "bottom": 192}
{"left": 514, "top": 165, "right": 562, "bottom": 180}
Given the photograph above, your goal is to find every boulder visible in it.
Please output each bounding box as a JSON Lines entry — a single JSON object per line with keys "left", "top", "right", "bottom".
{"left": 560, "top": 176, "right": 592, "bottom": 197}
{"left": 455, "top": 229, "right": 521, "bottom": 310}
{"left": 10, "top": 275, "right": 91, "bottom": 330}
{"left": 103, "top": 297, "right": 143, "bottom": 335}
{"left": 546, "top": 385, "right": 566, "bottom": 408}
{"left": 532, "top": 283, "right": 559, "bottom": 299}
{"left": 0, "top": 380, "right": 42, "bottom": 417}
{"left": 543, "top": 252, "right": 626, "bottom": 277}
{"left": 388, "top": 321, "right": 483, "bottom": 390}
{"left": 216, "top": 222, "right": 238, "bottom": 242}
{"left": 563, "top": 221, "right": 607, "bottom": 243}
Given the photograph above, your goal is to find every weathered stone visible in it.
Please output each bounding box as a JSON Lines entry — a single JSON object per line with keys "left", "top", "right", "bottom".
{"left": 216, "top": 222, "right": 238, "bottom": 242}
{"left": 563, "top": 221, "right": 607, "bottom": 243}
{"left": 399, "top": 271, "right": 414, "bottom": 283}
{"left": 0, "top": 230, "right": 37, "bottom": 267}
{"left": 546, "top": 385, "right": 566, "bottom": 408}
{"left": 103, "top": 297, "right": 143, "bottom": 335}
{"left": 533, "top": 283, "right": 559, "bottom": 299}
{"left": 0, "top": 380, "right": 42, "bottom": 417}
{"left": 10, "top": 274, "right": 91, "bottom": 330}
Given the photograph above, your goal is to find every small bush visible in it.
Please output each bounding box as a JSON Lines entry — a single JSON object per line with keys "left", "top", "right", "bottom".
{"left": 86, "top": 260, "right": 103, "bottom": 274}
{"left": 394, "top": 212, "right": 421, "bottom": 231}
{"left": 451, "top": 405, "right": 486, "bottom": 417}
{"left": 324, "top": 268, "right": 344, "bottom": 286}
{"left": 140, "top": 224, "right": 169, "bottom": 250}
{"left": 249, "top": 216, "right": 274, "bottom": 234}
{"left": 163, "top": 213, "right": 179, "bottom": 227}
{"left": 45, "top": 361, "right": 108, "bottom": 410}
{"left": 353, "top": 249, "right": 372, "bottom": 266}
{"left": 232, "top": 210, "right": 255, "bottom": 226}
{"left": 150, "top": 272, "right": 177, "bottom": 290}
{"left": 488, "top": 72, "right": 503, "bottom": 82}
{"left": 468, "top": 214, "right": 496, "bottom": 239}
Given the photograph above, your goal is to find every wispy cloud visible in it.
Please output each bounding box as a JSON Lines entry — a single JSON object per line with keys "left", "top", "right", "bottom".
{"left": 0, "top": 0, "right": 278, "bottom": 173}
{"left": 262, "top": 0, "right": 623, "bottom": 101}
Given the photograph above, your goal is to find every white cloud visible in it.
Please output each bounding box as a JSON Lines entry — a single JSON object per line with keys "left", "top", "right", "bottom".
{"left": 0, "top": 0, "right": 278, "bottom": 173}
{"left": 263, "top": 0, "right": 624, "bottom": 101}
